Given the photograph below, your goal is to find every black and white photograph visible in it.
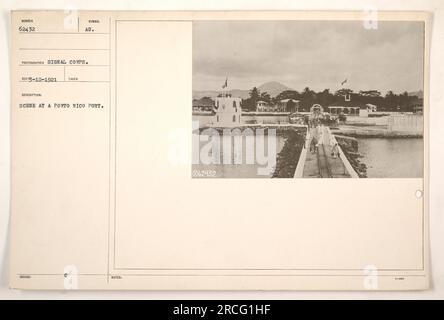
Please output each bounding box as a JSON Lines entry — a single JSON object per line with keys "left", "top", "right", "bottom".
{"left": 192, "top": 20, "right": 424, "bottom": 178}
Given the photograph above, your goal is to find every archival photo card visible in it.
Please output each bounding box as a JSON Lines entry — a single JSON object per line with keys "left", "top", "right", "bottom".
{"left": 9, "top": 10, "right": 429, "bottom": 291}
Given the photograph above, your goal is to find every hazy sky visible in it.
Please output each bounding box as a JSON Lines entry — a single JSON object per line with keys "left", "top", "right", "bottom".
{"left": 193, "top": 20, "right": 424, "bottom": 94}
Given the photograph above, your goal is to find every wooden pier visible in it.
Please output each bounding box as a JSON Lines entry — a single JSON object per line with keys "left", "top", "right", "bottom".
{"left": 294, "top": 125, "right": 359, "bottom": 178}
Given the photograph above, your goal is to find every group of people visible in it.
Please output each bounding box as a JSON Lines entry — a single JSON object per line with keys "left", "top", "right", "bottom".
{"left": 307, "top": 124, "right": 340, "bottom": 158}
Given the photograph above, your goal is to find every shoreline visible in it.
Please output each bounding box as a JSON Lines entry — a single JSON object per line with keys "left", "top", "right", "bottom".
{"left": 331, "top": 128, "right": 423, "bottom": 139}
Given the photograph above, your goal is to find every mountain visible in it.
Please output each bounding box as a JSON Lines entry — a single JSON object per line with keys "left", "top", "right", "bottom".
{"left": 258, "top": 81, "right": 293, "bottom": 97}
{"left": 193, "top": 81, "right": 293, "bottom": 100}
{"left": 408, "top": 90, "right": 423, "bottom": 99}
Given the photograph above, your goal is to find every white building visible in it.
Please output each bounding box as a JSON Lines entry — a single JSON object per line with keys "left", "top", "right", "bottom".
{"left": 278, "top": 99, "right": 299, "bottom": 113}
{"left": 256, "top": 100, "right": 269, "bottom": 112}
{"left": 359, "top": 104, "right": 378, "bottom": 117}
{"left": 214, "top": 94, "right": 242, "bottom": 126}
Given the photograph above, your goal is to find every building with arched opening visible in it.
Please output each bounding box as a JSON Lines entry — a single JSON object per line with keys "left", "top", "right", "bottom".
{"left": 278, "top": 99, "right": 300, "bottom": 113}
{"left": 328, "top": 106, "right": 360, "bottom": 116}
{"left": 310, "top": 104, "right": 324, "bottom": 115}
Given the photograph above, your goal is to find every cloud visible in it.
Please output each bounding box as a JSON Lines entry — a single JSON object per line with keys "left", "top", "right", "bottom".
{"left": 193, "top": 20, "right": 424, "bottom": 94}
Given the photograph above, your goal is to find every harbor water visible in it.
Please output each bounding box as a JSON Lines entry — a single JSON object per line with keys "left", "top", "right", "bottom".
{"left": 357, "top": 138, "right": 423, "bottom": 178}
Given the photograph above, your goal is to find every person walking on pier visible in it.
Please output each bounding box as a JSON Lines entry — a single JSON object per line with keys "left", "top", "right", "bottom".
{"left": 310, "top": 135, "right": 318, "bottom": 153}
{"left": 331, "top": 142, "right": 340, "bottom": 158}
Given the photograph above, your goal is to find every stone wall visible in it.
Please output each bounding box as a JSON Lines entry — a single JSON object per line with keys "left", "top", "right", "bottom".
{"left": 388, "top": 114, "right": 423, "bottom": 134}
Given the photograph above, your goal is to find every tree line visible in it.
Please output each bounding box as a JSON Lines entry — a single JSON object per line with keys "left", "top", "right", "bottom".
{"left": 241, "top": 87, "right": 423, "bottom": 112}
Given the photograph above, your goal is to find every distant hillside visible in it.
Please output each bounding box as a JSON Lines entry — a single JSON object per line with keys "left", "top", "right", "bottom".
{"left": 408, "top": 90, "right": 423, "bottom": 99}
{"left": 258, "top": 81, "right": 293, "bottom": 97}
{"left": 193, "top": 81, "right": 293, "bottom": 100}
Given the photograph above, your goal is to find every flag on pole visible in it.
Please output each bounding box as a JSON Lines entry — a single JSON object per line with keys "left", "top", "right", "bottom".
{"left": 222, "top": 78, "right": 228, "bottom": 89}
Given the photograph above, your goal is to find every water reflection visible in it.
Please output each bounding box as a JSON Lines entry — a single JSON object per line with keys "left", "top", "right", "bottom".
{"left": 357, "top": 138, "right": 423, "bottom": 178}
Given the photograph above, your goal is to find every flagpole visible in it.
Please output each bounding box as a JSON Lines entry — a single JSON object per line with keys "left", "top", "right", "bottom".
{"left": 222, "top": 77, "right": 228, "bottom": 96}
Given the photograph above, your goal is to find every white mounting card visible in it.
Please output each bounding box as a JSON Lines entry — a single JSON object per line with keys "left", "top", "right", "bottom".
{"left": 9, "top": 10, "right": 430, "bottom": 290}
